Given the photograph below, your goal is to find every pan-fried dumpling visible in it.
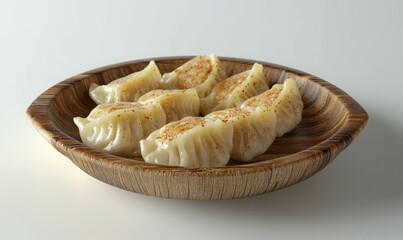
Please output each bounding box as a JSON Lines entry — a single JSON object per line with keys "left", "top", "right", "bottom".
{"left": 205, "top": 107, "right": 277, "bottom": 161}
{"left": 241, "top": 78, "right": 303, "bottom": 137}
{"left": 74, "top": 102, "right": 166, "bottom": 157}
{"left": 160, "top": 54, "right": 226, "bottom": 98}
{"left": 89, "top": 61, "right": 161, "bottom": 104}
{"left": 138, "top": 88, "right": 200, "bottom": 122}
{"left": 140, "top": 117, "right": 233, "bottom": 168}
{"left": 201, "top": 63, "right": 268, "bottom": 115}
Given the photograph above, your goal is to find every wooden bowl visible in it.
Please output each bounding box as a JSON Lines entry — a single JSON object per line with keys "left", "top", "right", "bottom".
{"left": 26, "top": 57, "right": 368, "bottom": 200}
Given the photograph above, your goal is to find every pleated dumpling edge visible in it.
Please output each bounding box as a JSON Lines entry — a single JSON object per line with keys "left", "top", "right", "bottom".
{"left": 140, "top": 117, "right": 233, "bottom": 168}
{"left": 73, "top": 102, "right": 166, "bottom": 158}
{"left": 200, "top": 63, "right": 268, "bottom": 115}
{"left": 138, "top": 88, "right": 201, "bottom": 122}
{"left": 241, "top": 78, "right": 303, "bottom": 137}
{"left": 205, "top": 107, "right": 277, "bottom": 162}
{"left": 160, "top": 53, "right": 227, "bottom": 98}
{"left": 89, "top": 61, "right": 161, "bottom": 104}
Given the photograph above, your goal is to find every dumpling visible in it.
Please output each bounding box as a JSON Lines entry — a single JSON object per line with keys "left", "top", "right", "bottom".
{"left": 74, "top": 102, "right": 166, "bottom": 157}
{"left": 140, "top": 117, "right": 233, "bottom": 168}
{"left": 201, "top": 63, "right": 268, "bottom": 115}
{"left": 205, "top": 107, "right": 277, "bottom": 161}
{"left": 138, "top": 88, "right": 200, "bottom": 122}
{"left": 160, "top": 54, "right": 226, "bottom": 98}
{"left": 89, "top": 61, "right": 161, "bottom": 104}
{"left": 241, "top": 78, "right": 303, "bottom": 137}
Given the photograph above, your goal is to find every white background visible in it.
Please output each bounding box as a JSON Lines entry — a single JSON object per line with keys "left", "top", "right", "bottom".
{"left": 1, "top": 0, "right": 402, "bottom": 239}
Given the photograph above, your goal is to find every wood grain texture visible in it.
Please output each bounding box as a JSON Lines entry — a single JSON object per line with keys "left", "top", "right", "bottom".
{"left": 26, "top": 57, "right": 368, "bottom": 200}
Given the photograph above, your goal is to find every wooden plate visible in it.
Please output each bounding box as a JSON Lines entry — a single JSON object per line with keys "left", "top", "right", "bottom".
{"left": 26, "top": 57, "right": 368, "bottom": 200}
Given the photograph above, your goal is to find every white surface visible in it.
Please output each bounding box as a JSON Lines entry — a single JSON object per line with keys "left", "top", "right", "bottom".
{"left": 1, "top": 0, "right": 402, "bottom": 239}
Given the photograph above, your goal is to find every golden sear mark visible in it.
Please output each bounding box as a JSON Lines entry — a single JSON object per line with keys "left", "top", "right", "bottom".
{"left": 157, "top": 117, "right": 206, "bottom": 141}
{"left": 243, "top": 85, "right": 283, "bottom": 109}
{"left": 88, "top": 102, "right": 145, "bottom": 119}
{"left": 213, "top": 71, "right": 249, "bottom": 102}
{"left": 175, "top": 57, "right": 213, "bottom": 89}
{"left": 208, "top": 108, "right": 250, "bottom": 122}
